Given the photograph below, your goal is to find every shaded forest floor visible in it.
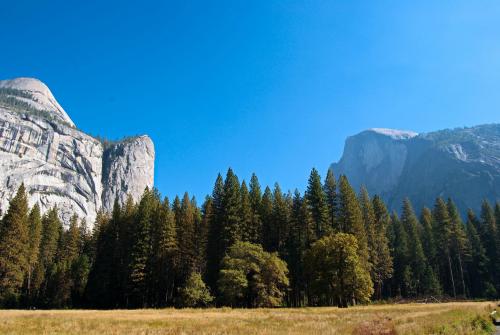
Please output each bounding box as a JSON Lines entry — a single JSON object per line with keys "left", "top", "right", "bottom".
{"left": 0, "top": 302, "right": 496, "bottom": 334}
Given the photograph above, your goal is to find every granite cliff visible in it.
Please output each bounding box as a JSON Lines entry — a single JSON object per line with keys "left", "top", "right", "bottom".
{"left": 331, "top": 125, "right": 500, "bottom": 214}
{"left": 0, "top": 77, "right": 154, "bottom": 225}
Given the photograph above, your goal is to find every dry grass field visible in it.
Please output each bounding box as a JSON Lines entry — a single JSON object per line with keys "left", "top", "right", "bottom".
{"left": 0, "top": 302, "right": 496, "bottom": 335}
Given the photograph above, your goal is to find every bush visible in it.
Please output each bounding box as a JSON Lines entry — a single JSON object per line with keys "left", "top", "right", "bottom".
{"left": 178, "top": 272, "right": 213, "bottom": 307}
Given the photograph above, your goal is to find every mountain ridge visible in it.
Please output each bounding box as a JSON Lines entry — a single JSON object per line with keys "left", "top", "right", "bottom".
{"left": 0, "top": 77, "right": 155, "bottom": 225}
{"left": 331, "top": 123, "right": 500, "bottom": 214}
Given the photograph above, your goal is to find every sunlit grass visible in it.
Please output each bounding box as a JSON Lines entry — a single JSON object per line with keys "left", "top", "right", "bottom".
{"left": 0, "top": 302, "right": 495, "bottom": 334}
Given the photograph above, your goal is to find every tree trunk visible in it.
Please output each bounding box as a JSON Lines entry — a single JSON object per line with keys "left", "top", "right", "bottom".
{"left": 447, "top": 254, "right": 456, "bottom": 298}
{"left": 457, "top": 253, "right": 466, "bottom": 297}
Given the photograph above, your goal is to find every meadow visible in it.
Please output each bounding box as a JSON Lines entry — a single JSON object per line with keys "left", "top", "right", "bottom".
{"left": 0, "top": 302, "right": 496, "bottom": 335}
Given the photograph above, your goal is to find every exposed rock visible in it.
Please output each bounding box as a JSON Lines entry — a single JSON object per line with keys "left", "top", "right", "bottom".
{"left": 101, "top": 136, "right": 155, "bottom": 212}
{"left": 331, "top": 124, "right": 500, "bottom": 214}
{"left": 0, "top": 78, "right": 155, "bottom": 226}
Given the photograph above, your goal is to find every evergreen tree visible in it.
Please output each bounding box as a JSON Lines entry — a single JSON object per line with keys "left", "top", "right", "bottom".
{"left": 151, "top": 196, "right": 178, "bottom": 306}
{"left": 447, "top": 199, "right": 470, "bottom": 297}
{"left": 479, "top": 200, "right": 499, "bottom": 294}
{"left": 286, "top": 190, "right": 313, "bottom": 306}
{"left": 248, "top": 173, "right": 263, "bottom": 244}
{"left": 305, "top": 168, "right": 330, "bottom": 238}
{"left": 359, "top": 188, "right": 378, "bottom": 290}
{"left": 261, "top": 186, "right": 274, "bottom": 251}
{"left": 270, "top": 183, "right": 290, "bottom": 255}
{"left": 465, "top": 209, "right": 493, "bottom": 298}
{"left": 337, "top": 175, "right": 369, "bottom": 270}
{"left": 85, "top": 210, "right": 114, "bottom": 308}
{"left": 432, "top": 198, "right": 456, "bottom": 297}
{"left": 370, "top": 195, "right": 393, "bottom": 299}
{"left": 400, "top": 198, "right": 427, "bottom": 296}
{"left": 205, "top": 174, "right": 224, "bottom": 293}
{"left": 0, "top": 184, "right": 29, "bottom": 306}
{"left": 64, "top": 214, "right": 81, "bottom": 264}
{"left": 239, "top": 181, "right": 253, "bottom": 243}
{"left": 220, "top": 168, "right": 242, "bottom": 254}
{"left": 195, "top": 197, "right": 210, "bottom": 275}
{"left": 420, "top": 207, "right": 437, "bottom": 271}
{"left": 128, "top": 188, "right": 155, "bottom": 307}
{"left": 37, "top": 207, "right": 63, "bottom": 307}
{"left": 177, "top": 193, "right": 197, "bottom": 287}
{"left": 390, "top": 212, "right": 409, "bottom": 297}
{"left": 324, "top": 168, "right": 338, "bottom": 231}
{"left": 25, "top": 204, "right": 42, "bottom": 304}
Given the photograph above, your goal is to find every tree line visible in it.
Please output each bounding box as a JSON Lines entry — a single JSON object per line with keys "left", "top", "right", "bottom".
{"left": 0, "top": 168, "right": 499, "bottom": 309}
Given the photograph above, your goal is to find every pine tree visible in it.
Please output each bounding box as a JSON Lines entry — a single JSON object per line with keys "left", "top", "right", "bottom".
{"left": 390, "top": 212, "right": 409, "bottom": 297}
{"left": 128, "top": 188, "right": 155, "bottom": 307}
{"left": 432, "top": 198, "right": 456, "bottom": 298}
{"left": 420, "top": 207, "right": 437, "bottom": 271}
{"left": 337, "top": 175, "right": 369, "bottom": 269}
{"left": 240, "top": 181, "right": 253, "bottom": 243}
{"left": 64, "top": 214, "right": 81, "bottom": 264}
{"left": 271, "top": 183, "right": 290, "bottom": 256}
{"left": 261, "top": 186, "right": 274, "bottom": 251}
{"left": 157, "top": 197, "right": 179, "bottom": 306}
{"left": 447, "top": 199, "right": 470, "bottom": 297}
{"left": 37, "top": 207, "right": 63, "bottom": 307}
{"left": 287, "top": 190, "right": 314, "bottom": 306}
{"left": 85, "top": 209, "right": 114, "bottom": 308}
{"left": 370, "top": 195, "right": 393, "bottom": 299}
{"left": 248, "top": 173, "right": 263, "bottom": 244}
{"left": 400, "top": 198, "right": 427, "bottom": 296}
{"left": 177, "top": 193, "right": 197, "bottom": 287}
{"left": 465, "top": 209, "right": 492, "bottom": 298}
{"left": 305, "top": 168, "right": 330, "bottom": 238}
{"left": 359, "top": 188, "right": 377, "bottom": 289}
{"left": 220, "top": 168, "right": 242, "bottom": 254}
{"left": 0, "top": 184, "right": 29, "bottom": 305}
{"left": 479, "top": 200, "right": 499, "bottom": 294}
{"left": 25, "top": 204, "right": 42, "bottom": 303}
{"left": 324, "top": 168, "right": 338, "bottom": 232}
{"left": 118, "top": 195, "right": 136, "bottom": 305}
{"left": 205, "top": 174, "right": 224, "bottom": 292}
{"left": 194, "top": 197, "right": 209, "bottom": 275}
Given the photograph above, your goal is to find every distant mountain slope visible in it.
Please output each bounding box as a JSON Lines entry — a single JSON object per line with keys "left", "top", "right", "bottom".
{"left": 0, "top": 77, "right": 155, "bottom": 225}
{"left": 330, "top": 124, "right": 500, "bottom": 214}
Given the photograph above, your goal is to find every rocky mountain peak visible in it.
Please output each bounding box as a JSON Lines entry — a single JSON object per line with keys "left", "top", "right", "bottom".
{"left": 0, "top": 77, "right": 74, "bottom": 127}
{"left": 0, "top": 77, "right": 154, "bottom": 226}
{"left": 331, "top": 124, "right": 500, "bottom": 214}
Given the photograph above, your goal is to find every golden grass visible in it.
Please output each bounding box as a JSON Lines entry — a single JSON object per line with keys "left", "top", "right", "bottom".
{"left": 0, "top": 302, "right": 496, "bottom": 335}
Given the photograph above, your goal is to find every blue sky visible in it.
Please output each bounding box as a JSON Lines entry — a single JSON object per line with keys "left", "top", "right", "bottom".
{"left": 1, "top": 1, "right": 500, "bottom": 201}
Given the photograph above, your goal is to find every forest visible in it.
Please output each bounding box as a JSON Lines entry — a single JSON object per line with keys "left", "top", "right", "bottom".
{"left": 0, "top": 168, "right": 498, "bottom": 309}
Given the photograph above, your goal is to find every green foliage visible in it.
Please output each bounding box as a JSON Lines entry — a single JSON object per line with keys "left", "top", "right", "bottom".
{"left": 337, "top": 175, "right": 370, "bottom": 270}
{"left": 179, "top": 272, "right": 213, "bottom": 307}
{"left": 370, "top": 195, "right": 393, "bottom": 299}
{"left": 324, "top": 168, "right": 338, "bottom": 231}
{"left": 304, "top": 233, "right": 373, "bottom": 307}
{"left": 218, "top": 241, "right": 289, "bottom": 307}
{"left": 0, "top": 168, "right": 498, "bottom": 309}
{"left": 0, "top": 184, "right": 29, "bottom": 305}
{"left": 400, "top": 198, "right": 427, "bottom": 295}
{"left": 0, "top": 88, "right": 73, "bottom": 128}
{"left": 305, "top": 168, "right": 330, "bottom": 238}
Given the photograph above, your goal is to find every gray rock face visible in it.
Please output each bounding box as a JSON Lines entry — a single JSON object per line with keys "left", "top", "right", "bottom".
{"left": 331, "top": 125, "right": 500, "bottom": 214}
{"left": 102, "top": 136, "right": 155, "bottom": 212}
{"left": 0, "top": 78, "right": 154, "bottom": 226}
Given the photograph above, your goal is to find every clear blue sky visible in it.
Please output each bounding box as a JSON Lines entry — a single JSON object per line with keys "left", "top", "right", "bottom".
{"left": 1, "top": 1, "right": 500, "bottom": 201}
